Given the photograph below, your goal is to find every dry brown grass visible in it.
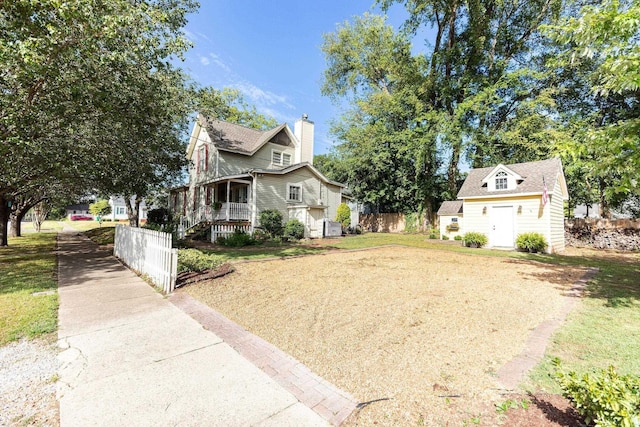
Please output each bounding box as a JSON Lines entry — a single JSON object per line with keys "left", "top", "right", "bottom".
{"left": 184, "top": 246, "right": 588, "bottom": 426}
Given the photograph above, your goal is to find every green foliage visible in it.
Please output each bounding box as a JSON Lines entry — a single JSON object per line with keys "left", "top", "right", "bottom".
{"left": 463, "top": 232, "right": 488, "bottom": 248}
{"left": 516, "top": 232, "right": 548, "bottom": 253}
{"left": 336, "top": 203, "right": 351, "bottom": 229}
{"left": 404, "top": 212, "right": 418, "bottom": 233}
{"left": 196, "top": 87, "right": 278, "bottom": 130}
{"left": 217, "top": 230, "right": 258, "bottom": 247}
{"left": 454, "top": 235, "right": 463, "bottom": 241}
{"left": 428, "top": 233, "right": 437, "bottom": 239}
{"left": 554, "top": 360, "right": 640, "bottom": 427}
{"left": 147, "top": 207, "right": 171, "bottom": 226}
{"left": 283, "top": 219, "right": 305, "bottom": 241}
{"left": 259, "top": 209, "right": 284, "bottom": 238}
{"left": 89, "top": 200, "right": 111, "bottom": 218}
{"left": 177, "top": 249, "right": 225, "bottom": 273}
{"left": 442, "top": 234, "right": 449, "bottom": 240}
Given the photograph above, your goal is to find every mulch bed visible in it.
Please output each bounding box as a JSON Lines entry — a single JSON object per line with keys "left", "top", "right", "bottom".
{"left": 175, "top": 263, "right": 234, "bottom": 288}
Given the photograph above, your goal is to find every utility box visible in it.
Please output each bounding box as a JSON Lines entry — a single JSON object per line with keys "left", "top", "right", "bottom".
{"left": 324, "top": 220, "right": 342, "bottom": 237}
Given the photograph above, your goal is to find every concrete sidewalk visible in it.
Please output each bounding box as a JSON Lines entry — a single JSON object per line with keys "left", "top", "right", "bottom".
{"left": 56, "top": 231, "right": 333, "bottom": 426}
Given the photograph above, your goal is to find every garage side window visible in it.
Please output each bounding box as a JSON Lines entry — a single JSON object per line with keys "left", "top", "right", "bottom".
{"left": 287, "top": 184, "right": 302, "bottom": 202}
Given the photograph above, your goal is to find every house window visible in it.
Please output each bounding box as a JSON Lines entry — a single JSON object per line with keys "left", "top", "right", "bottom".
{"left": 115, "top": 207, "right": 126, "bottom": 215}
{"left": 287, "top": 184, "right": 302, "bottom": 202}
{"left": 198, "top": 145, "right": 207, "bottom": 172}
{"left": 272, "top": 150, "right": 292, "bottom": 166}
{"left": 272, "top": 151, "right": 282, "bottom": 165}
{"left": 495, "top": 171, "right": 508, "bottom": 190}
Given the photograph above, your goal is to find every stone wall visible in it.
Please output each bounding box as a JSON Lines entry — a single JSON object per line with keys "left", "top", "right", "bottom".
{"left": 565, "top": 218, "right": 640, "bottom": 251}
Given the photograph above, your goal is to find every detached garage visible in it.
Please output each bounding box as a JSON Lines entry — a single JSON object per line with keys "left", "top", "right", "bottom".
{"left": 438, "top": 158, "right": 569, "bottom": 253}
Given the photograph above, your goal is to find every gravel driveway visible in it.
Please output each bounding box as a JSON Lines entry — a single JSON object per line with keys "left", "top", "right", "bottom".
{"left": 184, "top": 246, "right": 588, "bottom": 426}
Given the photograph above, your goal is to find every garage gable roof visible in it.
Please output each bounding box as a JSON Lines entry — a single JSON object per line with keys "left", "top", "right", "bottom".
{"left": 457, "top": 158, "right": 568, "bottom": 199}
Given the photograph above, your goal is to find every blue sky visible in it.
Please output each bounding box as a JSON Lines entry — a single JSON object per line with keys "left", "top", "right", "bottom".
{"left": 179, "top": 1, "right": 412, "bottom": 155}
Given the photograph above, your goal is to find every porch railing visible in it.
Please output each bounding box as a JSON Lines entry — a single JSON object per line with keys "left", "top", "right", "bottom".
{"left": 178, "top": 203, "right": 251, "bottom": 239}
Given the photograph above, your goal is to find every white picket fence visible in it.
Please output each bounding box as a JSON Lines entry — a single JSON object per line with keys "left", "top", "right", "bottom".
{"left": 211, "top": 224, "right": 253, "bottom": 243}
{"left": 114, "top": 225, "right": 178, "bottom": 293}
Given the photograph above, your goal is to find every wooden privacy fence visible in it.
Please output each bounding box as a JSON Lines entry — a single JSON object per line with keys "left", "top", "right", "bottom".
{"left": 114, "top": 225, "right": 178, "bottom": 293}
{"left": 211, "top": 224, "right": 252, "bottom": 243}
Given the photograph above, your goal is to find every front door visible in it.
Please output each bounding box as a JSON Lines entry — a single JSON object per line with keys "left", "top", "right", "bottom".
{"left": 491, "top": 206, "right": 514, "bottom": 247}
{"left": 308, "top": 208, "right": 325, "bottom": 238}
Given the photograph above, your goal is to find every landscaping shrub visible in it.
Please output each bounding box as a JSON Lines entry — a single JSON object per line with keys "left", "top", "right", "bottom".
{"left": 463, "top": 231, "right": 488, "bottom": 248}
{"left": 177, "top": 248, "right": 225, "bottom": 273}
{"left": 428, "top": 233, "right": 437, "bottom": 239}
{"left": 147, "top": 207, "right": 171, "bottom": 225}
{"left": 454, "top": 235, "right": 462, "bottom": 241}
{"left": 442, "top": 235, "right": 449, "bottom": 240}
{"left": 259, "top": 209, "right": 284, "bottom": 238}
{"left": 217, "top": 230, "right": 257, "bottom": 247}
{"left": 516, "top": 232, "right": 548, "bottom": 253}
{"left": 336, "top": 203, "right": 351, "bottom": 230}
{"left": 252, "top": 228, "right": 269, "bottom": 241}
{"left": 554, "top": 360, "right": 640, "bottom": 427}
{"left": 283, "top": 219, "right": 305, "bottom": 241}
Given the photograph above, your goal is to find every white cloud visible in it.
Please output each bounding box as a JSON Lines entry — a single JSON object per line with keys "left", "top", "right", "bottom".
{"left": 233, "top": 81, "right": 294, "bottom": 109}
{"left": 199, "top": 55, "right": 210, "bottom": 66}
{"left": 209, "top": 53, "right": 231, "bottom": 73}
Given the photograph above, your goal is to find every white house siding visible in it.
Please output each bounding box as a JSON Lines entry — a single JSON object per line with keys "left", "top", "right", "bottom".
{"left": 439, "top": 215, "right": 463, "bottom": 239}
{"left": 549, "top": 176, "right": 566, "bottom": 253}
{"left": 463, "top": 195, "right": 547, "bottom": 248}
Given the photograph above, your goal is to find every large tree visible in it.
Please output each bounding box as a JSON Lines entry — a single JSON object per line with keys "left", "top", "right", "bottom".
{"left": 0, "top": 0, "right": 198, "bottom": 245}
{"left": 544, "top": 0, "right": 640, "bottom": 215}
{"left": 322, "top": 14, "right": 443, "bottom": 216}
{"left": 322, "top": 1, "right": 563, "bottom": 216}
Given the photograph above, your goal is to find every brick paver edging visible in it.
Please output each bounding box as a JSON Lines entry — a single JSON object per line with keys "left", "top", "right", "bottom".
{"left": 168, "top": 292, "right": 357, "bottom": 426}
{"left": 496, "top": 267, "right": 600, "bottom": 389}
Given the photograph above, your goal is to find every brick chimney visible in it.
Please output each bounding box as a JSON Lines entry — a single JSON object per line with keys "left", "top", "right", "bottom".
{"left": 294, "top": 114, "right": 314, "bottom": 165}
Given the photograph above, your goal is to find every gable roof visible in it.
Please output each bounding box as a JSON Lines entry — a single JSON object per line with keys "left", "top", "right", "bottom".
{"left": 187, "top": 114, "right": 297, "bottom": 159}
{"left": 457, "top": 157, "right": 568, "bottom": 199}
{"left": 437, "top": 200, "right": 463, "bottom": 216}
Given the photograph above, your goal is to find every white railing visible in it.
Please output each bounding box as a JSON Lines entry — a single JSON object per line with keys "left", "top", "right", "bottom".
{"left": 211, "top": 224, "right": 253, "bottom": 243}
{"left": 114, "top": 225, "right": 178, "bottom": 293}
{"left": 212, "top": 202, "right": 251, "bottom": 221}
{"left": 178, "top": 203, "right": 251, "bottom": 239}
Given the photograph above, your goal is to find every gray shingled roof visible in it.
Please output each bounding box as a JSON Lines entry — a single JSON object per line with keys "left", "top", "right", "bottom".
{"left": 202, "top": 118, "right": 290, "bottom": 155}
{"left": 437, "top": 200, "right": 463, "bottom": 216}
{"left": 457, "top": 158, "right": 563, "bottom": 199}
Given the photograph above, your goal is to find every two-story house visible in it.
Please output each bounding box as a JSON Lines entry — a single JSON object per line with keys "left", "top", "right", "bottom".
{"left": 170, "top": 114, "right": 345, "bottom": 238}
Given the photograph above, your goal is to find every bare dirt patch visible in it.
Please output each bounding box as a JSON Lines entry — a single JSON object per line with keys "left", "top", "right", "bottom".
{"left": 184, "top": 246, "right": 588, "bottom": 426}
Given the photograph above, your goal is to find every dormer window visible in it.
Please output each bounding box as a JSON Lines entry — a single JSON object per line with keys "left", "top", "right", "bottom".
{"left": 272, "top": 150, "right": 291, "bottom": 166}
{"left": 495, "top": 171, "right": 508, "bottom": 190}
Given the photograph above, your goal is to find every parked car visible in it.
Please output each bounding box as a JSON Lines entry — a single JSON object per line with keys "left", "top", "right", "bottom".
{"left": 70, "top": 214, "right": 93, "bottom": 221}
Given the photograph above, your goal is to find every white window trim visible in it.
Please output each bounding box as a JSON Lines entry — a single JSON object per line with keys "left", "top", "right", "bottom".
{"left": 286, "top": 183, "right": 302, "bottom": 202}
{"left": 272, "top": 150, "right": 282, "bottom": 166}
{"left": 272, "top": 150, "right": 292, "bottom": 166}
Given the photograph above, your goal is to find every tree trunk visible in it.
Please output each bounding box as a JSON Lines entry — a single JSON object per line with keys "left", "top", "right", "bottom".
{"left": 126, "top": 195, "right": 141, "bottom": 227}
{"left": 0, "top": 194, "right": 9, "bottom": 246}
{"left": 447, "top": 139, "right": 462, "bottom": 198}
{"left": 9, "top": 213, "right": 22, "bottom": 237}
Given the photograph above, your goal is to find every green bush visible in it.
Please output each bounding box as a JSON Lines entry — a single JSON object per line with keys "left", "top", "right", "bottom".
{"left": 217, "top": 230, "right": 257, "bottom": 247}
{"left": 454, "top": 235, "right": 463, "bottom": 241}
{"left": 283, "top": 219, "right": 305, "bottom": 240}
{"left": 516, "top": 232, "right": 548, "bottom": 253}
{"left": 177, "top": 249, "right": 225, "bottom": 273}
{"left": 147, "top": 207, "right": 171, "bottom": 225}
{"left": 463, "top": 231, "right": 488, "bottom": 248}
{"left": 554, "top": 360, "right": 640, "bottom": 427}
{"left": 336, "top": 203, "right": 351, "bottom": 230}
{"left": 259, "top": 209, "right": 284, "bottom": 238}
{"left": 442, "top": 234, "right": 449, "bottom": 240}
{"left": 428, "top": 233, "right": 437, "bottom": 239}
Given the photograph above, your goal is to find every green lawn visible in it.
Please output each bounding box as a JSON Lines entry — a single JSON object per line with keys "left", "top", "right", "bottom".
{"left": 0, "top": 233, "right": 58, "bottom": 345}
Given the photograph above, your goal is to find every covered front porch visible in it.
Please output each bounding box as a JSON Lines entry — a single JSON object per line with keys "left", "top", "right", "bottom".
{"left": 196, "top": 177, "right": 252, "bottom": 223}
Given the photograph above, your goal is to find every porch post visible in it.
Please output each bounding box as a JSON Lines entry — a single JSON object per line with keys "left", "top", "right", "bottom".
{"left": 226, "top": 180, "right": 231, "bottom": 221}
